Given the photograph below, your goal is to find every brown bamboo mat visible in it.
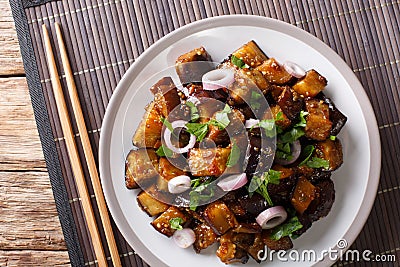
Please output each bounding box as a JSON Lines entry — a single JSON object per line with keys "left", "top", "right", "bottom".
{"left": 9, "top": 0, "right": 400, "bottom": 266}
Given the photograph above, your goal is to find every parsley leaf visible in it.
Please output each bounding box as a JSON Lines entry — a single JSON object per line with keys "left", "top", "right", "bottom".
{"left": 185, "top": 122, "right": 209, "bottom": 142}
{"left": 210, "top": 104, "right": 231, "bottom": 130}
{"left": 169, "top": 217, "right": 184, "bottom": 230}
{"left": 257, "top": 119, "right": 277, "bottom": 138}
{"left": 330, "top": 135, "right": 336, "bottom": 141}
{"left": 276, "top": 142, "right": 293, "bottom": 161}
{"left": 270, "top": 216, "right": 303, "bottom": 241}
{"left": 227, "top": 143, "right": 240, "bottom": 167}
{"left": 250, "top": 91, "right": 263, "bottom": 110}
{"left": 294, "top": 111, "right": 309, "bottom": 128}
{"left": 299, "top": 145, "right": 315, "bottom": 166}
{"left": 248, "top": 170, "right": 281, "bottom": 206}
{"left": 156, "top": 145, "right": 173, "bottom": 157}
{"left": 275, "top": 111, "right": 284, "bottom": 122}
{"left": 231, "top": 55, "right": 250, "bottom": 69}
{"left": 186, "top": 101, "right": 200, "bottom": 122}
{"left": 306, "top": 157, "right": 330, "bottom": 169}
{"left": 279, "top": 127, "right": 305, "bottom": 143}
{"left": 189, "top": 178, "right": 215, "bottom": 211}
{"left": 160, "top": 117, "right": 174, "bottom": 132}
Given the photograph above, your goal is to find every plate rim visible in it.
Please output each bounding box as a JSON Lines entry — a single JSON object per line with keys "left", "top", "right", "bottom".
{"left": 99, "top": 14, "right": 381, "bottom": 267}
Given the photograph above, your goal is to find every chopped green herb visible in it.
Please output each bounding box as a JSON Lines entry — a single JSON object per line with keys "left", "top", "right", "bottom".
{"left": 160, "top": 117, "right": 174, "bottom": 133}
{"left": 248, "top": 169, "right": 281, "bottom": 206}
{"left": 227, "top": 143, "right": 240, "bottom": 167}
{"left": 276, "top": 142, "right": 293, "bottom": 161}
{"left": 185, "top": 122, "right": 209, "bottom": 142}
{"left": 270, "top": 216, "right": 303, "bottom": 241}
{"left": 330, "top": 135, "right": 336, "bottom": 141}
{"left": 250, "top": 91, "right": 263, "bottom": 110}
{"left": 169, "top": 217, "right": 184, "bottom": 230}
{"left": 231, "top": 55, "right": 250, "bottom": 69}
{"left": 275, "top": 111, "right": 284, "bottom": 122}
{"left": 210, "top": 104, "right": 231, "bottom": 130}
{"left": 299, "top": 145, "right": 315, "bottom": 166}
{"left": 257, "top": 119, "right": 277, "bottom": 138}
{"left": 294, "top": 111, "right": 309, "bottom": 128}
{"left": 279, "top": 127, "right": 305, "bottom": 143}
{"left": 306, "top": 157, "right": 330, "bottom": 169}
{"left": 189, "top": 178, "right": 215, "bottom": 211}
{"left": 186, "top": 101, "right": 200, "bottom": 122}
{"left": 156, "top": 145, "right": 173, "bottom": 157}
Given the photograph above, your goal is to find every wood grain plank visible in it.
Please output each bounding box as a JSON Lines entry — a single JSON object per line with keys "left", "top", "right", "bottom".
{"left": 0, "top": 250, "right": 70, "bottom": 266}
{"left": 0, "top": 171, "right": 67, "bottom": 250}
{"left": 0, "top": 0, "right": 24, "bottom": 75}
{"left": 0, "top": 78, "right": 46, "bottom": 171}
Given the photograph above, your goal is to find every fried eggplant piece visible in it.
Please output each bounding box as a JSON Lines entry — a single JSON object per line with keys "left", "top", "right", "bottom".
{"left": 270, "top": 105, "right": 292, "bottom": 130}
{"left": 151, "top": 206, "right": 188, "bottom": 237}
{"left": 238, "top": 193, "right": 270, "bottom": 216}
{"left": 256, "top": 58, "right": 294, "bottom": 85}
{"left": 245, "top": 69, "right": 271, "bottom": 93}
{"left": 175, "top": 47, "right": 214, "bottom": 85}
{"left": 318, "top": 94, "right": 347, "bottom": 136}
{"left": 156, "top": 158, "right": 186, "bottom": 191}
{"left": 314, "top": 139, "right": 343, "bottom": 171}
{"left": 188, "top": 84, "right": 228, "bottom": 103}
{"left": 137, "top": 190, "right": 170, "bottom": 217}
{"left": 217, "top": 231, "right": 250, "bottom": 264}
{"left": 247, "top": 233, "right": 266, "bottom": 263}
{"left": 233, "top": 223, "right": 262, "bottom": 234}
{"left": 262, "top": 230, "right": 293, "bottom": 250}
{"left": 132, "top": 101, "right": 163, "bottom": 148}
{"left": 203, "top": 201, "right": 238, "bottom": 235}
{"left": 193, "top": 223, "right": 218, "bottom": 253}
{"left": 291, "top": 176, "right": 319, "bottom": 214}
{"left": 277, "top": 86, "right": 304, "bottom": 121}
{"left": 125, "top": 149, "right": 159, "bottom": 189}
{"left": 268, "top": 165, "right": 297, "bottom": 205}
{"left": 307, "top": 178, "right": 335, "bottom": 221}
{"left": 150, "top": 77, "right": 181, "bottom": 118}
{"left": 305, "top": 99, "right": 332, "bottom": 141}
{"left": 188, "top": 148, "right": 231, "bottom": 177}
{"left": 232, "top": 40, "right": 268, "bottom": 68}
{"left": 292, "top": 69, "right": 327, "bottom": 97}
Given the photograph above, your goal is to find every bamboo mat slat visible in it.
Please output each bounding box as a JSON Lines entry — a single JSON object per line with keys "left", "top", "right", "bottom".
{"left": 9, "top": 0, "right": 400, "bottom": 266}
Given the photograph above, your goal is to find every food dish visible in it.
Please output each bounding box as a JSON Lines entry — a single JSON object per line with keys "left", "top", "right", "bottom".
{"left": 124, "top": 40, "right": 347, "bottom": 264}
{"left": 99, "top": 15, "right": 381, "bottom": 267}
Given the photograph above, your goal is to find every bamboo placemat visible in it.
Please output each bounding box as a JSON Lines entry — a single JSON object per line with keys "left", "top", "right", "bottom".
{"left": 10, "top": 0, "right": 400, "bottom": 266}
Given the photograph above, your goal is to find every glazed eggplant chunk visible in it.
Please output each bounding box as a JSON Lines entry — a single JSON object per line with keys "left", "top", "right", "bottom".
{"left": 125, "top": 40, "right": 348, "bottom": 265}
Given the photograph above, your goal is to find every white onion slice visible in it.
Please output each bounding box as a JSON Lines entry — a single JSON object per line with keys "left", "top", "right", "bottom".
{"left": 217, "top": 173, "right": 248, "bottom": 191}
{"left": 256, "top": 206, "right": 288, "bottom": 229}
{"left": 202, "top": 69, "right": 235, "bottom": 91}
{"left": 274, "top": 140, "right": 301, "bottom": 165}
{"left": 245, "top": 119, "right": 260, "bottom": 129}
{"left": 164, "top": 120, "right": 196, "bottom": 154}
{"left": 168, "top": 175, "right": 191, "bottom": 194}
{"left": 172, "top": 228, "right": 196, "bottom": 248}
{"left": 283, "top": 61, "right": 306, "bottom": 79}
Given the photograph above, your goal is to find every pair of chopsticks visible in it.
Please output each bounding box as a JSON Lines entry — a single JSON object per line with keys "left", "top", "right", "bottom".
{"left": 42, "top": 23, "right": 122, "bottom": 267}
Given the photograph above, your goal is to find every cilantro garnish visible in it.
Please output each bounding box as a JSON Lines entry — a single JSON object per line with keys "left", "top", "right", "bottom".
{"left": 294, "top": 111, "right": 309, "bottom": 128}
{"left": 169, "top": 217, "right": 184, "bottom": 230}
{"left": 306, "top": 157, "right": 330, "bottom": 169}
{"left": 185, "top": 122, "right": 209, "bottom": 142}
{"left": 298, "top": 145, "right": 315, "bottom": 166}
{"left": 231, "top": 55, "right": 250, "bottom": 69}
{"left": 330, "top": 135, "right": 336, "bottom": 141}
{"left": 248, "top": 169, "right": 281, "bottom": 206}
{"left": 186, "top": 101, "right": 200, "bottom": 122}
{"left": 210, "top": 104, "right": 231, "bottom": 130}
{"left": 189, "top": 178, "right": 215, "bottom": 211}
{"left": 226, "top": 143, "right": 240, "bottom": 167}
{"left": 156, "top": 145, "right": 173, "bottom": 157}
{"left": 270, "top": 216, "right": 303, "bottom": 241}
{"left": 279, "top": 127, "right": 305, "bottom": 143}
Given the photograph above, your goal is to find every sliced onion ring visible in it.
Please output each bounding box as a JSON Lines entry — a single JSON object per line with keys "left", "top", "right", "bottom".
{"left": 256, "top": 206, "right": 288, "bottom": 229}
{"left": 245, "top": 119, "right": 260, "bottom": 129}
{"left": 217, "top": 173, "right": 248, "bottom": 191}
{"left": 168, "top": 175, "right": 191, "bottom": 194}
{"left": 274, "top": 140, "right": 301, "bottom": 165}
{"left": 164, "top": 120, "right": 196, "bottom": 154}
{"left": 172, "top": 228, "right": 196, "bottom": 248}
{"left": 283, "top": 61, "right": 306, "bottom": 79}
{"left": 202, "top": 69, "right": 235, "bottom": 91}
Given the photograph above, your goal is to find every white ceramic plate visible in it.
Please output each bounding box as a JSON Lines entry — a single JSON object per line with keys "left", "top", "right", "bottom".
{"left": 99, "top": 15, "right": 381, "bottom": 267}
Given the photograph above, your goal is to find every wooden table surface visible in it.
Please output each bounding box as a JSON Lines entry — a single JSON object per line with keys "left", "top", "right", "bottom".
{"left": 0, "top": 0, "right": 71, "bottom": 265}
